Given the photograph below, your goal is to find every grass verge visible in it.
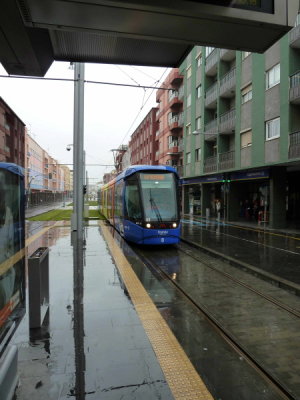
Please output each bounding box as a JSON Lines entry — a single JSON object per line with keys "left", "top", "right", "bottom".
{"left": 28, "top": 209, "right": 105, "bottom": 221}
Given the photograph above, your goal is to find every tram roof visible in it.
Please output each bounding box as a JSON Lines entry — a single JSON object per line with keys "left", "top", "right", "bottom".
{"left": 0, "top": 163, "right": 25, "bottom": 178}
{"left": 116, "top": 165, "right": 178, "bottom": 182}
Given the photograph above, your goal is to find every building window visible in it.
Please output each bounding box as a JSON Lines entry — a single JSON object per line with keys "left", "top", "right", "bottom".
{"left": 240, "top": 130, "right": 252, "bottom": 148}
{"left": 196, "top": 54, "right": 202, "bottom": 68}
{"left": 186, "top": 65, "right": 192, "bottom": 79}
{"left": 187, "top": 94, "right": 191, "bottom": 107}
{"left": 242, "top": 51, "right": 251, "bottom": 59}
{"left": 186, "top": 152, "right": 191, "bottom": 164}
{"left": 195, "top": 148, "right": 201, "bottom": 162}
{"left": 196, "top": 85, "right": 202, "bottom": 99}
{"left": 266, "top": 118, "right": 280, "bottom": 140}
{"left": 266, "top": 63, "right": 280, "bottom": 89}
{"left": 196, "top": 117, "right": 201, "bottom": 131}
{"left": 186, "top": 124, "right": 192, "bottom": 136}
{"left": 206, "top": 47, "right": 214, "bottom": 57}
{"left": 241, "top": 84, "right": 252, "bottom": 104}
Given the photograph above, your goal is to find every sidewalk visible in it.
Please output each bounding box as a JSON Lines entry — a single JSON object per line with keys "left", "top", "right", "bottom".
{"left": 25, "top": 202, "right": 67, "bottom": 219}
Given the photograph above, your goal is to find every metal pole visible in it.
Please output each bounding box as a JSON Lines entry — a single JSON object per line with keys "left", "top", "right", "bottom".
{"left": 72, "top": 63, "right": 85, "bottom": 239}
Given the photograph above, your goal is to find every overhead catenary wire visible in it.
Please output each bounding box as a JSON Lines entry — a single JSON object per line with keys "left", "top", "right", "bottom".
{"left": 0, "top": 74, "right": 173, "bottom": 91}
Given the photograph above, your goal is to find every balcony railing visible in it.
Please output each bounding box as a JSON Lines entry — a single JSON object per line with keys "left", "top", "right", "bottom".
{"left": 219, "top": 68, "right": 236, "bottom": 98}
{"left": 169, "top": 90, "right": 179, "bottom": 101}
{"left": 204, "top": 119, "right": 218, "bottom": 140}
{"left": 220, "top": 48, "right": 236, "bottom": 61}
{"left": 290, "top": 24, "right": 300, "bottom": 48}
{"left": 289, "top": 131, "right": 300, "bottom": 159}
{"left": 205, "top": 49, "right": 218, "bottom": 76}
{"left": 219, "top": 150, "right": 235, "bottom": 170}
{"left": 204, "top": 156, "right": 217, "bottom": 173}
{"left": 168, "top": 141, "right": 178, "bottom": 148}
{"left": 219, "top": 109, "right": 236, "bottom": 133}
{"left": 205, "top": 83, "right": 218, "bottom": 108}
{"left": 290, "top": 72, "right": 300, "bottom": 104}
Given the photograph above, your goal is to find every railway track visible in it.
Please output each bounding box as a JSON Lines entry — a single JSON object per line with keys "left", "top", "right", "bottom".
{"left": 131, "top": 241, "right": 300, "bottom": 400}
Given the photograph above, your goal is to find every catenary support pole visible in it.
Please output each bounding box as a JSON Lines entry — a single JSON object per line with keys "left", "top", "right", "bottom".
{"left": 72, "top": 63, "right": 85, "bottom": 239}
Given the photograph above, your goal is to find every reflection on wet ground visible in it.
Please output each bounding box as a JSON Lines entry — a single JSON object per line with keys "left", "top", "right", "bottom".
{"left": 117, "top": 236, "right": 293, "bottom": 400}
{"left": 181, "top": 217, "right": 300, "bottom": 285}
{"left": 135, "top": 242, "right": 300, "bottom": 399}
{"left": 13, "top": 224, "right": 173, "bottom": 400}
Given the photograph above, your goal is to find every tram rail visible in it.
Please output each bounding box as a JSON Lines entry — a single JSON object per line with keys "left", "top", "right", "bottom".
{"left": 132, "top": 241, "right": 300, "bottom": 400}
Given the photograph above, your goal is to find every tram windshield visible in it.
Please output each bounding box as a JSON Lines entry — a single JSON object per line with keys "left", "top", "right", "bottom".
{"left": 139, "top": 172, "right": 178, "bottom": 221}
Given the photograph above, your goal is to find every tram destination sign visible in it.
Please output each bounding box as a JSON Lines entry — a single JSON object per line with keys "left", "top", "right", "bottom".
{"left": 190, "top": 1, "right": 273, "bottom": 14}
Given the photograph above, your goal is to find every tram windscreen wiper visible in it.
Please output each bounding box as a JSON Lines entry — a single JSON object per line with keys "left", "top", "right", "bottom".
{"left": 149, "top": 189, "right": 162, "bottom": 222}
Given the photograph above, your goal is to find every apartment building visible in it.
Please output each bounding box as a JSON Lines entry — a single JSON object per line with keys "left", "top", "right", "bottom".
{"left": 180, "top": 13, "right": 300, "bottom": 229}
{"left": 0, "top": 97, "right": 25, "bottom": 167}
{"left": 129, "top": 108, "right": 158, "bottom": 166}
{"left": 155, "top": 69, "right": 184, "bottom": 176}
{"left": 26, "top": 133, "right": 70, "bottom": 205}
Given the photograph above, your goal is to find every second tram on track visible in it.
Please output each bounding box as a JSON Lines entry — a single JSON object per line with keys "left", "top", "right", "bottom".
{"left": 100, "top": 165, "right": 181, "bottom": 245}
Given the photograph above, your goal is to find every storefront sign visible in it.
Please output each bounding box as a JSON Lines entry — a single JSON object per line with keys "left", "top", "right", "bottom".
{"left": 230, "top": 169, "right": 269, "bottom": 181}
{"left": 181, "top": 174, "right": 224, "bottom": 185}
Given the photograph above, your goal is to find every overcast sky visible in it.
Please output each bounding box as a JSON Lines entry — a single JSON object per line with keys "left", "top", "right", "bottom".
{"left": 0, "top": 61, "right": 169, "bottom": 183}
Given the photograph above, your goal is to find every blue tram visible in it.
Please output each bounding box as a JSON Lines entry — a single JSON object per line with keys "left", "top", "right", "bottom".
{"left": 100, "top": 165, "right": 181, "bottom": 245}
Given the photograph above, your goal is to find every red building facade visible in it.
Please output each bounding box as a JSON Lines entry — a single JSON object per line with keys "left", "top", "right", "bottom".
{"left": 0, "top": 97, "right": 25, "bottom": 167}
{"left": 155, "top": 69, "right": 184, "bottom": 176}
{"left": 129, "top": 108, "right": 158, "bottom": 166}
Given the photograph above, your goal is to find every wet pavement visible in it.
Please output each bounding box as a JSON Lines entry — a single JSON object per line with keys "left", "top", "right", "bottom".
{"left": 12, "top": 224, "right": 173, "bottom": 400}
{"left": 9, "top": 206, "right": 300, "bottom": 399}
{"left": 135, "top": 242, "right": 300, "bottom": 399}
{"left": 181, "top": 215, "right": 300, "bottom": 292}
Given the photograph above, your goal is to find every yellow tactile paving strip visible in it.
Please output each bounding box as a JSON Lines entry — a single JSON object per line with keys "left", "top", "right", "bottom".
{"left": 0, "top": 221, "right": 61, "bottom": 276}
{"left": 100, "top": 221, "right": 214, "bottom": 400}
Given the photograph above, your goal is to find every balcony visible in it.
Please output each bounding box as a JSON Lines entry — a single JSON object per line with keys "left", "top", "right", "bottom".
{"left": 204, "top": 119, "right": 218, "bottom": 141}
{"left": 220, "top": 48, "right": 236, "bottom": 62}
{"left": 289, "top": 131, "right": 300, "bottom": 159}
{"left": 290, "top": 24, "right": 300, "bottom": 48}
{"left": 204, "top": 156, "right": 217, "bottom": 173}
{"left": 168, "top": 90, "right": 183, "bottom": 108}
{"left": 219, "top": 68, "right": 236, "bottom": 98}
{"left": 168, "top": 69, "right": 183, "bottom": 86}
{"left": 205, "top": 49, "right": 218, "bottom": 76}
{"left": 290, "top": 72, "right": 300, "bottom": 104}
{"left": 205, "top": 83, "right": 218, "bottom": 109}
{"left": 219, "top": 109, "right": 236, "bottom": 134}
{"left": 167, "top": 141, "right": 179, "bottom": 154}
{"left": 219, "top": 151, "right": 235, "bottom": 170}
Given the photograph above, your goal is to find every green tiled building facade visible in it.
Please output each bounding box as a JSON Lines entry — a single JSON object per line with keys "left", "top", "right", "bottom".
{"left": 179, "top": 14, "right": 300, "bottom": 228}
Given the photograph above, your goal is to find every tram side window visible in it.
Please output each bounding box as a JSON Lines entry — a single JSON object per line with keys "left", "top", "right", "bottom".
{"left": 114, "top": 182, "right": 123, "bottom": 217}
{"left": 124, "top": 180, "right": 142, "bottom": 220}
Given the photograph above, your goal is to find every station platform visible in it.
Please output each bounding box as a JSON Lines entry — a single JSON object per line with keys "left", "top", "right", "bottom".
{"left": 11, "top": 219, "right": 213, "bottom": 400}
{"left": 7, "top": 205, "right": 300, "bottom": 399}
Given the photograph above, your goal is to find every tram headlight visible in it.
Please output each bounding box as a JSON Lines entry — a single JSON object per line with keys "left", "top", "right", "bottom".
{"left": 146, "top": 223, "right": 151, "bottom": 228}
{"left": 172, "top": 223, "right": 177, "bottom": 228}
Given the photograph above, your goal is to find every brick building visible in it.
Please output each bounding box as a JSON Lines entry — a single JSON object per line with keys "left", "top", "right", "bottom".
{"left": 0, "top": 97, "right": 25, "bottom": 167}
{"left": 129, "top": 108, "right": 158, "bottom": 166}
